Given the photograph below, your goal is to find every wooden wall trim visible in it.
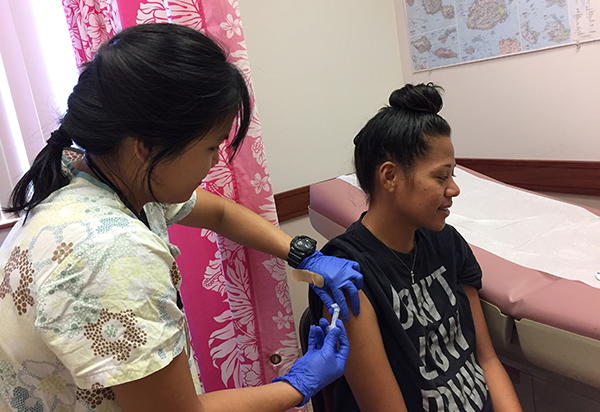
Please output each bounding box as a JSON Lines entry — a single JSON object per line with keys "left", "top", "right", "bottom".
{"left": 0, "top": 219, "right": 17, "bottom": 231}
{"left": 274, "top": 159, "right": 600, "bottom": 222}
{"left": 456, "top": 159, "right": 600, "bottom": 196}
{"left": 274, "top": 186, "right": 310, "bottom": 222}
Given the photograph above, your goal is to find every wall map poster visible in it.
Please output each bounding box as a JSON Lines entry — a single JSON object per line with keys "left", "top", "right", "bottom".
{"left": 405, "top": 0, "right": 600, "bottom": 70}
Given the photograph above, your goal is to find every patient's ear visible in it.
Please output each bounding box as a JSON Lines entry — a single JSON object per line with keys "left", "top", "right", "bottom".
{"left": 378, "top": 161, "right": 397, "bottom": 192}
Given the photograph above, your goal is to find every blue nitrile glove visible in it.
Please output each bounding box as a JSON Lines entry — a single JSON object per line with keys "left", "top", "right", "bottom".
{"left": 273, "top": 318, "right": 349, "bottom": 407}
{"left": 299, "top": 250, "right": 363, "bottom": 322}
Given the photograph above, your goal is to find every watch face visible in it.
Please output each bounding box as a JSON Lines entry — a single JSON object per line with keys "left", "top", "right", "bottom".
{"left": 297, "top": 238, "right": 312, "bottom": 250}
{"left": 288, "top": 236, "right": 316, "bottom": 268}
{"left": 293, "top": 236, "right": 316, "bottom": 253}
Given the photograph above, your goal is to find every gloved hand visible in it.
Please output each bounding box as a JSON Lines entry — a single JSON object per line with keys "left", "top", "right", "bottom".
{"left": 299, "top": 250, "right": 363, "bottom": 321}
{"left": 273, "top": 318, "right": 349, "bottom": 406}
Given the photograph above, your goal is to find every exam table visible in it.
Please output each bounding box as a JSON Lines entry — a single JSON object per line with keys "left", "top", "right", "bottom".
{"left": 308, "top": 166, "right": 600, "bottom": 411}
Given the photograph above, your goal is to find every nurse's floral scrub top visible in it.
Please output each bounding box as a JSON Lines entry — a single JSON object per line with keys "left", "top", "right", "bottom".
{"left": 0, "top": 149, "right": 202, "bottom": 411}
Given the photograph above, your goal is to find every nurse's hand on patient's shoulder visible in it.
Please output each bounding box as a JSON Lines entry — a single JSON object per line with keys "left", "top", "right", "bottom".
{"left": 273, "top": 318, "right": 349, "bottom": 407}
{"left": 299, "top": 251, "right": 363, "bottom": 321}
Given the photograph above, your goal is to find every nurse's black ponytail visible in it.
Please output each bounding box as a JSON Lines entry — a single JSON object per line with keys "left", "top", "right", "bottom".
{"left": 3, "top": 23, "right": 251, "bottom": 217}
{"left": 353, "top": 83, "right": 452, "bottom": 200}
{"left": 3, "top": 129, "right": 73, "bottom": 217}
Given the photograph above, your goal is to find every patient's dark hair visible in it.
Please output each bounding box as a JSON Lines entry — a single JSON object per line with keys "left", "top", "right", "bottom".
{"left": 353, "top": 83, "right": 451, "bottom": 200}
{"left": 5, "top": 23, "right": 251, "bottom": 216}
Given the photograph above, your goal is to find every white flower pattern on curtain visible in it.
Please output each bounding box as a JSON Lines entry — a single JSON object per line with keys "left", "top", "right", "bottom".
{"left": 61, "top": 1, "right": 305, "bottom": 410}
{"left": 62, "top": 0, "right": 122, "bottom": 66}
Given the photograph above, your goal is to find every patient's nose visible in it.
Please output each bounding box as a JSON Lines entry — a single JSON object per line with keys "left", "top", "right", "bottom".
{"left": 447, "top": 178, "right": 460, "bottom": 197}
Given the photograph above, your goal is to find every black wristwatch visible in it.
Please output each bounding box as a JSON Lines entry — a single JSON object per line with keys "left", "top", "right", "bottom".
{"left": 287, "top": 235, "right": 317, "bottom": 268}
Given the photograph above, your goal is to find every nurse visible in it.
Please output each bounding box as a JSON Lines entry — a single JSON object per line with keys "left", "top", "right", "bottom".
{"left": 0, "top": 23, "right": 359, "bottom": 411}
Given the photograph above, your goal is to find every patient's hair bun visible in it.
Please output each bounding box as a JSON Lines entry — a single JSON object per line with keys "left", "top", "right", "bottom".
{"left": 389, "top": 83, "right": 444, "bottom": 115}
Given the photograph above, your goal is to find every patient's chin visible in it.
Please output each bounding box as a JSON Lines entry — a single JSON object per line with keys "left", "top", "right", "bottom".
{"left": 425, "top": 221, "right": 447, "bottom": 232}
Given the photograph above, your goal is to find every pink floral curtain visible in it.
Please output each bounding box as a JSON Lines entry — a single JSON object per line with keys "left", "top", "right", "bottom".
{"left": 63, "top": 0, "right": 122, "bottom": 65}
{"left": 62, "top": 1, "right": 303, "bottom": 409}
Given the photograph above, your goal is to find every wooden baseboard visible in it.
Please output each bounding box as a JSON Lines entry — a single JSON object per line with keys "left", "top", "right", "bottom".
{"left": 274, "top": 159, "right": 600, "bottom": 222}
{"left": 456, "top": 159, "right": 600, "bottom": 197}
{"left": 274, "top": 186, "right": 310, "bottom": 222}
{"left": 0, "top": 220, "right": 16, "bottom": 231}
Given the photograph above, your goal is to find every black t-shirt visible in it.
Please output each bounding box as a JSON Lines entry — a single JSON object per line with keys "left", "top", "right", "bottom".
{"left": 308, "top": 217, "right": 492, "bottom": 412}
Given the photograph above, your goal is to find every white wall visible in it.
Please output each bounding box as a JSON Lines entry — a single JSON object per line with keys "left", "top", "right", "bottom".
{"left": 239, "top": 0, "right": 600, "bottom": 196}
{"left": 393, "top": 1, "right": 600, "bottom": 162}
{"left": 238, "top": 0, "right": 404, "bottom": 193}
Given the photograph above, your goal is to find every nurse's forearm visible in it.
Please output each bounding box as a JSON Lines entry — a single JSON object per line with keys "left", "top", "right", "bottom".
{"left": 178, "top": 188, "right": 292, "bottom": 260}
{"left": 198, "top": 382, "right": 303, "bottom": 412}
{"left": 114, "top": 352, "right": 303, "bottom": 412}
{"left": 214, "top": 196, "right": 292, "bottom": 260}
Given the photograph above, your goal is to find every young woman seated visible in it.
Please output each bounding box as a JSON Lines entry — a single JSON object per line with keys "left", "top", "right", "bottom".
{"left": 308, "top": 83, "right": 523, "bottom": 412}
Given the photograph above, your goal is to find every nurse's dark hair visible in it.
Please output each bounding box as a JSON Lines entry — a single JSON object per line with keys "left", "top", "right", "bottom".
{"left": 353, "top": 83, "right": 451, "bottom": 200}
{"left": 4, "top": 23, "right": 251, "bottom": 217}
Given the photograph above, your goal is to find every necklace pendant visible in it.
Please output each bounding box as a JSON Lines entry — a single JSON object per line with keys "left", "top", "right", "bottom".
{"left": 410, "top": 270, "right": 415, "bottom": 283}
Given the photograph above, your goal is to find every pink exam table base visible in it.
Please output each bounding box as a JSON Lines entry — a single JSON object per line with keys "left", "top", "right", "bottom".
{"left": 308, "top": 173, "right": 600, "bottom": 391}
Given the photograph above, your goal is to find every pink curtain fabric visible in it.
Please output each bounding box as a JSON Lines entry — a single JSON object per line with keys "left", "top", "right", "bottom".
{"left": 62, "top": 0, "right": 122, "bottom": 66}
{"left": 62, "top": 1, "right": 304, "bottom": 409}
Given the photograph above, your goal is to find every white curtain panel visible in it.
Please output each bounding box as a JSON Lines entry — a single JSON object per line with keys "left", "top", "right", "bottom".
{"left": 0, "top": 0, "right": 77, "bottom": 218}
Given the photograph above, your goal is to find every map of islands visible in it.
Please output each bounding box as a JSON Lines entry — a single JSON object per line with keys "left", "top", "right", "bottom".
{"left": 457, "top": 0, "right": 521, "bottom": 62}
{"left": 466, "top": 0, "right": 508, "bottom": 30}
{"left": 519, "top": 0, "right": 571, "bottom": 50}
{"left": 406, "top": 0, "right": 457, "bottom": 38}
{"left": 405, "top": 0, "right": 581, "bottom": 70}
{"left": 410, "top": 27, "right": 460, "bottom": 69}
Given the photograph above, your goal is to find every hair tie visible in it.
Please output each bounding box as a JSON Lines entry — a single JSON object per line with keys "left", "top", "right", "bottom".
{"left": 46, "top": 129, "right": 73, "bottom": 149}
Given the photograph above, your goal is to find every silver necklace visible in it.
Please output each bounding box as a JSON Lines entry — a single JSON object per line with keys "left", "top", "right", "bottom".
{"left": 363, "top": 220, "right": 418, "bottom": 283}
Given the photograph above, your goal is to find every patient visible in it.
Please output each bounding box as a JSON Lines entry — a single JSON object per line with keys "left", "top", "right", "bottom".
{"left": 308, "top": 83, "right": 523, "bottom": 411}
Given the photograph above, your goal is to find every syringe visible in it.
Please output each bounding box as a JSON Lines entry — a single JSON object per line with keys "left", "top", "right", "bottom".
{"left": 327, "top": 303, "right": 340, "bottom": 331}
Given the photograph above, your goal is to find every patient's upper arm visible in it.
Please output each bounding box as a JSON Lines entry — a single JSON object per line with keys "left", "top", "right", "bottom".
{"left": 323, "top": 290, "right": 407, "bottom": 412}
